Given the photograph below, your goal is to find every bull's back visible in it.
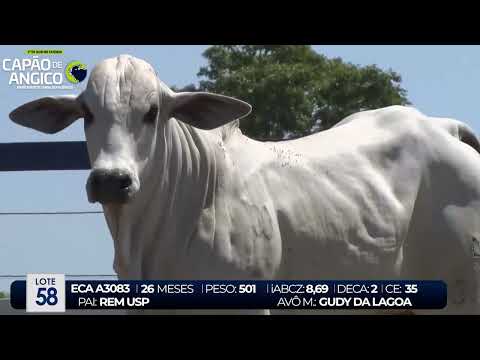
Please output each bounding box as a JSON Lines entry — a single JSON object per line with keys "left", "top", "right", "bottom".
{"left": 224, "top": 107, "right": 480, "bottom": 279}
{"left": 223, "top": 107, "right": 480, "bottom": 312}
{"left": 225, "top": 108, "right": 428, "bottom": 279}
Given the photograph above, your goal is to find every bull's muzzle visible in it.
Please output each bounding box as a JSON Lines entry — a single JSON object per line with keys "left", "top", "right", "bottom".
{"left": 86, "top": 168, "right": 134, "bottom": 204}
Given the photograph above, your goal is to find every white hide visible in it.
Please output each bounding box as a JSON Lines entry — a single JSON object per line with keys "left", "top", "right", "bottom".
{"left": 9, "top": 55, "right": 480, "bottom": 315}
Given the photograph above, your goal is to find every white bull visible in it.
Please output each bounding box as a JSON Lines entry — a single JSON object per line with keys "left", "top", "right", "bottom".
{"left": 9, "top": 55, "right": 480, "bottom": 314}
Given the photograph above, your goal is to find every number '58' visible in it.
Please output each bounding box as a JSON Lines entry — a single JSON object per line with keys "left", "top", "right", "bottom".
{"left": 36, "top": 287, "right": 58, "bottom": 306}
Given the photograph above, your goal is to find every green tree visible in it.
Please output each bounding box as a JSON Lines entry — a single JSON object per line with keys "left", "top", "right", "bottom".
{"left": 180, "top": 45, "right": 410, "bottom": 140}
{"left": 0, "top": 291, "right": 7, "bottom": 299}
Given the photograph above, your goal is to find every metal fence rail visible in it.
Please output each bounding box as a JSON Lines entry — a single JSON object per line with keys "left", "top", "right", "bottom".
{"left": 0, "top": 141, "right": 90, "bottom": 171}
{"left": 0, "top": 141, "right": 104, "bottom": 297}
{"left": 0, "top": 211, "right": 103, "bottom": 215}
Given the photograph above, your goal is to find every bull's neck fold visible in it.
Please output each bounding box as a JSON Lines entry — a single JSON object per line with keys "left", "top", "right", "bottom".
{"left": 103, "top": 117, "right": 219, "bottom": 280}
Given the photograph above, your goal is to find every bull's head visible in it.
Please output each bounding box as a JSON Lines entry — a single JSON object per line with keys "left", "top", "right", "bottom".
{"left": 9, "top": 55, "right": 251, "bottom": 205}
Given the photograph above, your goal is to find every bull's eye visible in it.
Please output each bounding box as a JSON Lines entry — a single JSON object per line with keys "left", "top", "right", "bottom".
{"left": 144, "top": 104, "right": 158, "bottom": 124}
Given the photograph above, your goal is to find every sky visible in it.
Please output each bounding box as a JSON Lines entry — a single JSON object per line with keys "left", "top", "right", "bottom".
{"left": 0, "top": 45, "right": 479, "bottom": 293}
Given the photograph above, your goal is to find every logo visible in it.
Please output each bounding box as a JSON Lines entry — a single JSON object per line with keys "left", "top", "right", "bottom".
{"left": 1, "top": 50, "right": 87, "bottom": 90}
{"left": 65, "top": 61, "right": 87, "bottom": 84}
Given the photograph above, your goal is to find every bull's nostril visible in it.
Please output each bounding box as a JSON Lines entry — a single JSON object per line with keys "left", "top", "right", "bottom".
{"left": 119, "top": 176, "right": 132, "bottom": 189}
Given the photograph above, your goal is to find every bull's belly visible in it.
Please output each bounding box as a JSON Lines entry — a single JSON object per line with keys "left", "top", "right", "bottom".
{"left": 168, "top": 230, "right": 403, "bottom": 281}
{"left": 272, "top": 197, "right": 406, "bottom": 281}
{"left": 170, "top": 209, "right": 405, "bottom": 281}
{"left": 275, "top": 234, "right": 403, "bottom": 281}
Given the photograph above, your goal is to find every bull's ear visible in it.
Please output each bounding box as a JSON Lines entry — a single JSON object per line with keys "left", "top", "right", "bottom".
{"left": 9, "top": 95, "right": 84, "bottom": 134}
{"left": 170, "top": 92, "right": 252, "bottom": 130}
